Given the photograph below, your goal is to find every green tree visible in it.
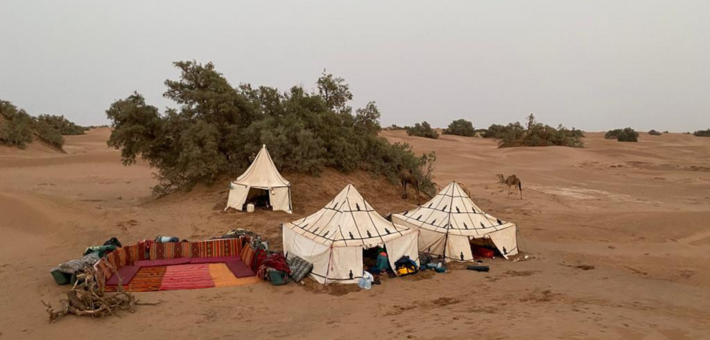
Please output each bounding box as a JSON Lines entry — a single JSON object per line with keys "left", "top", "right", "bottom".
{"left": 406, "top": 121, "right": 439, "bottom": 139}
{"left": 443, "top": 119, "right": 475, "bottom": 137}
{"left": 106, "top": 62, "right": 437, "bottom": 196}
{"left": 606, "top": 128, "right": 638, "bottom": 142}
{"left": 0, "top": 101, "right": 34, "bottom": 148}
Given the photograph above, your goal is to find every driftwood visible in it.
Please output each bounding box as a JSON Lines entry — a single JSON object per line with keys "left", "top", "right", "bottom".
{"left": 42, "top": 264, "right": 161, "bottom": 323}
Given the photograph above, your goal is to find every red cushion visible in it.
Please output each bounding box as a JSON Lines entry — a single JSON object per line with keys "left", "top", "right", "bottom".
{"left": 189, "top": 256, "right": 241, "bottom": 264}
{"left": 225, "top": 260, "right": 255, "bottom": 278}
{"left": 134, "top": 258, "right": 190, "bottom": 267}
{"left": 106, "top": 266, "right": 140, "bottom": 286}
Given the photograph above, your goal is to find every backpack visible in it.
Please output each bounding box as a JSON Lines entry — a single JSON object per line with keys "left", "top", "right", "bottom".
{"left": 267, "top": 269, "right": 289, "bottom": 286}
{"left": 394, "top": 256, "right": 418, "bottom": 276}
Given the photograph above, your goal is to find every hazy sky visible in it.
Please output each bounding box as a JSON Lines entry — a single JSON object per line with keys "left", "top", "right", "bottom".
{"left": 1, "top": 1, "right": 708, "bottom": 131}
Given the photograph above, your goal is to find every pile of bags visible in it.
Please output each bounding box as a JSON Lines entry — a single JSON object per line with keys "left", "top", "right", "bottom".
{"left": 256, "top": 252, "right": 313, "bottom": 286}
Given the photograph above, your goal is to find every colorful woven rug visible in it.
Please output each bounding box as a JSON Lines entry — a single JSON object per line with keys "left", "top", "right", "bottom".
{"left": 106, "top": 262, "right": 260, "bottom": 292}
{"left": 209, "top": 263, "right": 261, "bottom": 287}
{"left": 159, "top": 263, "right": 215, "bottom": 291}
{"left": 105, "top": 266, "right": 167, "bottom": 293}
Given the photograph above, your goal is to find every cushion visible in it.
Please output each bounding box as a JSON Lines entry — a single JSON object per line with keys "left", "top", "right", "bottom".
{"left": 106, "top": 265, "right": 141, "bottom": 286}
{"left": 190, "top": 256, "right": 241, "bottom": 264}
{"left": 134, "top": 258, "right": 190, "bottom": 267}
{"left": 226, "top": 260, "right": 255, "bottom": 278}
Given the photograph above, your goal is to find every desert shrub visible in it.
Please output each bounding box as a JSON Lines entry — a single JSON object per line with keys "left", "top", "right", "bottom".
{"left": 35, "top": 114, "right": 85, "bottom": 135}
{"left": 0, "top": 101, "right": 34, "bottom": 148}
{"left": 606, "top": 128, "right": 638, "bottom": 142}
{"left": 663, "top": 130, "right": 669, "bottom": 133}
{"left": 482, "top": 124, "right": 507, "bottom": 138}
{"left": 0, "top": 101, "right": 83, "bottom": 149}
{"left": 106, "top": 62, "right": 436, "bottom": 196}
{"left": 489, "top": 114, "right": 584, "bottom": 148}
{"left": 405, "top": 121, "right": 439, "bottom": 139}
{"left": 648, "top": 129, "right": 662, "bottom": 136}
{"left": 442, "top": 119, "right": 475, "bottom": 137}
{"left": 693, "top": 129, "right": 710, "bottom": 137}
{"left": 32, "top": 118, "right": 65, "bottom": 148}
{"left": 384, "top": 124, "right": 404, "bottom": 131}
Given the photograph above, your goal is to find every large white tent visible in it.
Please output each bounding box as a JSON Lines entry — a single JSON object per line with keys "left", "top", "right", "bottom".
{"left": 392, "top": 182, "right": 518, "bottom": 262}
{"left": 225, "top": 145, "right": 292, "bottom": 214}
{"left": 283, "top": 184, "right": 418, "bottom": 284}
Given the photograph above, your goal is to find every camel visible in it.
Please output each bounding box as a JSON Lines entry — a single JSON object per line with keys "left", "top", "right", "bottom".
{"left": 398, "top": 166, "right": 420, "bottom": 204}
{"left": 497, "top": 174, "right": 523, "bottom": 199}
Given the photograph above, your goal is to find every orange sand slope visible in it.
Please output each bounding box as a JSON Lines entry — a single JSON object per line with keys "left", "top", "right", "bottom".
{"left": 0, "top": 128, "right": 709, "bottom": 340}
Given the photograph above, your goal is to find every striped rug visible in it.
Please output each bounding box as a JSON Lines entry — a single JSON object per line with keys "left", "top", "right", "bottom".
{"left": 159, "top": 264, "right": 215, "bottom": 291}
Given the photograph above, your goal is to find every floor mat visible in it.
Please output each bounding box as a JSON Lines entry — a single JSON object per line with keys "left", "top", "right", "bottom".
{"left": 159, "top": 264, "right": 215, "bottom": 291}
{"left": 226, "top": 260, "right": 256, "bottom": 278}
{"left": 209, "top": 263, "right": 261, "bottom": 287}
{"left": 106, "top": 266, "right": 167, "bottom": 292}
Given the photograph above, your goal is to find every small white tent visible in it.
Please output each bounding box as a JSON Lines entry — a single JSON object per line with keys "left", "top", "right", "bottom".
{"left": 392, "top": 182, "right": 518, "bottom": 261}
{"left": 283, "top": 184, "right": 418, "bottom": 284}
{"left": 225, "top": 145, "right": 292, "bottom": 214}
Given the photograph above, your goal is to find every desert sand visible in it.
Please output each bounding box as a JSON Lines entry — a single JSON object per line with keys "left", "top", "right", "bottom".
{"left": 1, "top": 128, "right": 709, "bottom": 340}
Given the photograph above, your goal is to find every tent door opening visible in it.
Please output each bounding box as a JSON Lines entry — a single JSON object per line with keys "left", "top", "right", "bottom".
{"left": 469, "top": 237, "right": 502, "bottom": 259}
{"left": 244, "top": 188, "right": 271, "bottom": 210}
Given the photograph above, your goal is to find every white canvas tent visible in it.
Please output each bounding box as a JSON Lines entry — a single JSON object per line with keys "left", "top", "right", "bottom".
{"left": 283, "top": 184, "right": 419, "bottom": 284}
{"left": 392, "top": 182, "right": 518, "bottom": 261}
{"left": 225, "top": 145, "right": 292, "bottom": 214}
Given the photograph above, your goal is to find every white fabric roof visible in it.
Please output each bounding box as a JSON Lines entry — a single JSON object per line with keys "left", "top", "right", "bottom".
{"left": 393, "top": 182, "right": 516, "bottom": 237}
{"left": 284, "top": 184, "right": 413, "bottom": 248}
{"left": 233, "top": 145, "right": 290, "bottom": 189}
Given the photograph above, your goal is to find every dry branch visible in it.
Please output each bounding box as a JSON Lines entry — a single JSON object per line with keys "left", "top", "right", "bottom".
{"left": 42, "top": 263, "right": 160, "bottom": 323}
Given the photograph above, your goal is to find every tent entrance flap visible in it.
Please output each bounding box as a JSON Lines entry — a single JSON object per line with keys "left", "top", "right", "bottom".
{"left": 225, "top": 184, "right": 249, "bottom": 211}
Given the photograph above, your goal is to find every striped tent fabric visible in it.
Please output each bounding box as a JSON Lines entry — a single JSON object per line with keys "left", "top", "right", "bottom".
{"left": 392, "top": 181, "right": 519, "bottom": 261}
{"left": 283, "top": 184, "right": 419, "bottom": 284}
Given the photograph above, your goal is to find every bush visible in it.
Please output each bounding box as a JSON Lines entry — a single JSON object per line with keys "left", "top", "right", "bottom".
{"left": 106, "top": 62, "right": 437, "bottom": 196}
{"left": 0, "top": 101, "right": 87, "bottom": 149}
{"left": 693, "top": 129, "right": 710, "bottom": 137}
{"left": 606, "top": 128, "right": 638, "bottom": 142}
{"left": 481, "top": 124, "right": 507, "bottom": 138}
{"left": 32, "top": 118, "right": 65, "bottom": 148}
{"left": 648, "top": 130, "right": 662, "bottom": 136}
{"left": 383, "top": 124, "right": 404, "bottom": 131}
{"left": 442, "top": 119, "right": 475, "bottom": 137}
{"left": 483, "top": 114, "right": 584, "bottom": 148}
{"left": 0, "top": 101, "right": 34, "bottom": 148}
{"left": 405, "top": 121, "right": 439, "bottom": 139}
{"left": 35, "top": 114, "right": 85, "bottom": 135}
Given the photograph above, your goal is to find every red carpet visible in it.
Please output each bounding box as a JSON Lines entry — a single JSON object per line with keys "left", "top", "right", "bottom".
{"left": 159, "top": 264, "right": 215, "bottom": 291}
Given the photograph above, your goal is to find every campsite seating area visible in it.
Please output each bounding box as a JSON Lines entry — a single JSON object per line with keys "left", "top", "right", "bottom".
{"left": 94, "top": 237, "right": 263, "bottom": 292}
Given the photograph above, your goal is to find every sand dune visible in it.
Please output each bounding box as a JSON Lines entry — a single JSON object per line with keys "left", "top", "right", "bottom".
{"left": 1, "top": 129, "right": 709, "bottom": 339}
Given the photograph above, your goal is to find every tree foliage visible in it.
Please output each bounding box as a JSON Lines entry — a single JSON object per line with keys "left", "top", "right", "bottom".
{"left": 106, "top": 61, "right": 437, "bottom": 196}
{"left": 482, "top": 114, "right": 584, "bottom": 148}
{"left": 605, "top": 128, "right": 639, "bottom": 142}
{"left": 693, "top": 129, "right": 710, "bottom": 137}
{"left": 405, "top": 121, "right": 439, "bottom": 139}
{"left": 0, "top": 101, "right": 34, "bottom": 148}
{"left": 35, "top": 114, "right": 86, "bottom": 135}
{"left": 442, "top": 119, "right": 475, "bottom": 137}
{"left": 0, "top": 101, "right": 82, "bottom": 149}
